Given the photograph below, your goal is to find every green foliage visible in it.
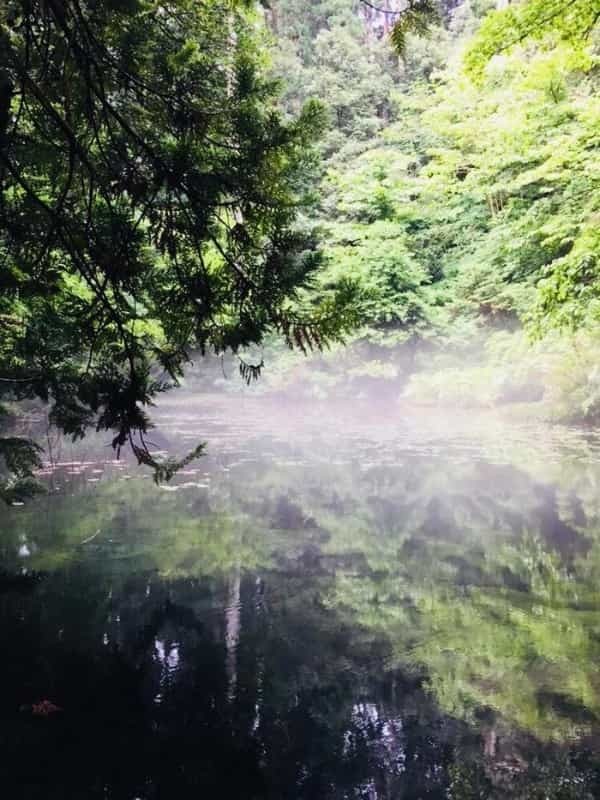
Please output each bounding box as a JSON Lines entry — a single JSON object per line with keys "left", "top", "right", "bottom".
{"left": 389, "top": 0, "right": 439, "bottom": 56}
{"left": 322, "top": 219, "right": 430, "bottom": 329}
{"left": 270, "top": 9, "right": 400, "bottom": 159}
{"left": 267, "top": 0, "right": 600, "bottom": 410}
{"left": 533, "top": 223, "right": 600, "bottom": 332}
{"left": 2, "top": 0, "right": 600, "bottom": 480}
{"left": 464, "top": 0, "right": 600, "bottom": 81}
{"left": 0, "top": 0, "right": 361, "bottom": 497}
{"left": 0, "top": 436, "right": 44, "bottom": 503}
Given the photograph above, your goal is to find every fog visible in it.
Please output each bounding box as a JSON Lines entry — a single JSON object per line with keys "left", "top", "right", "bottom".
{"left": 6, "top": 343, "right": 600, "bottom": 798}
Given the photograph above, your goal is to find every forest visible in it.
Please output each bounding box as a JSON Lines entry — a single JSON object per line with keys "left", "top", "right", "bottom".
{"left": 3, "top": 3, "right": 600, "bottom": 799}
{"left": 260, "top": 0, "right": 600, "bottom": 416}
{"left": 1, "top": 0, "right": 600, "bottom": 498}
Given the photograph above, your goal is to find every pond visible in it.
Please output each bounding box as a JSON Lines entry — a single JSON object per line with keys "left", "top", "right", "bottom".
{"left": 3, "top": 396, "right": 600, "bottom": 799}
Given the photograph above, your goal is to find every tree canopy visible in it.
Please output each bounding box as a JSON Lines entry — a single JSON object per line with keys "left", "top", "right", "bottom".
{"left": 0, "top": 0, "right": 359, "bottom": 497}
{"left": 254, "top": 0, "right": 600, "bottom": 417}
{"left": 2, "top": 0, "right": 600, "bottom": 499}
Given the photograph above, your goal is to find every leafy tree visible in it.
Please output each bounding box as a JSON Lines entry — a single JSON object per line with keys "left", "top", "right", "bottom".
{"left": 0, "top": 0, "right": 360, "bottom": 495}
{"left": 465, "top": 0, "right": 600, "bottom": 81}
{"left": 265, "top": 0, "right": 600, "bottom": 412}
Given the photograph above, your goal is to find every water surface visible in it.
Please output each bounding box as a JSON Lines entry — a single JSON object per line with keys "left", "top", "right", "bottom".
{"left": 3, "top": 398, "right": 600, "bottom": 799}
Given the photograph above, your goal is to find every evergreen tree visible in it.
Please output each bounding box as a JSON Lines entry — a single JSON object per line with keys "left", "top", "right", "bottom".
{"left": 0, "top": 0, "right": 359, "bottom": 497}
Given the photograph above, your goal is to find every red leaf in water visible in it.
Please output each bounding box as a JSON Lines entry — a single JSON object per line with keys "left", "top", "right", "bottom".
{"left": 31, "top": 700, "right": 62, "bottom": 716}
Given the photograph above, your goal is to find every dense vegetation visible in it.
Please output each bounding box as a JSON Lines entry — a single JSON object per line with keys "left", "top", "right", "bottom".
{"left": 258, "top": 0, "right": 600, "bottom": 418}
{"left": 4, "top": 5, "right": 600, "bottom": 795}
{"left": 2, "top": 0, "right": 600, "bottom": 497}
{"left": 0, "top": 0, "right": 358, "bottom": 499}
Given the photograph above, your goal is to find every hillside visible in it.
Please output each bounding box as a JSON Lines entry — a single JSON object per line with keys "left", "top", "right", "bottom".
{"left": 252, "top": 0, "right": 600, "bottom": 422}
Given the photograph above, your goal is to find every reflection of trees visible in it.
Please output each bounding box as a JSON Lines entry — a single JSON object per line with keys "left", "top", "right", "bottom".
{"left": 0, "top": 559, "right": 478, "bottom": 798}
{"left": 4, "top": 431, "right": 600, "bottom": 795}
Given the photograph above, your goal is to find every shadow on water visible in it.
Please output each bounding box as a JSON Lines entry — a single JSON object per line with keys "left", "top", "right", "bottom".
{"left": 3, "top": 397, "right": 600, "bottom": 798}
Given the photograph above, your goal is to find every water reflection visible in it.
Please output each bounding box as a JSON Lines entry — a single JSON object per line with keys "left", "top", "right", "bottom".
{"left": 3, "top": 402, "right": 600, "bottom": 798}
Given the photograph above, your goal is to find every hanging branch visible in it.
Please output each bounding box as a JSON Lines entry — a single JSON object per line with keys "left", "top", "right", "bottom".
{"left": 359, "top": 0, "right": 404, "bottom": 15}
{"left": 359, "top": 0, "right": 438, "bottom": 53}
{"left": 239, "top": 357, "right": 264, "bottom": 385}
{"left": 0, "top": 0, "right": 362, "bottom": 499}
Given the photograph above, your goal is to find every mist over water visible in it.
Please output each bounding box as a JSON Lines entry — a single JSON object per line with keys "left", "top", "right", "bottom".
{"left": 2, "top": 0, "right": 598, "bottom": 794}
{"left": 4, "top": 388, "right": 600, "bottom": 798}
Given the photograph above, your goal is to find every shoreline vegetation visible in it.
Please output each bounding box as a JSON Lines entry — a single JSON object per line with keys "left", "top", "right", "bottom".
{"left": 1, "top": 0, "right": 600, "bottom": 498}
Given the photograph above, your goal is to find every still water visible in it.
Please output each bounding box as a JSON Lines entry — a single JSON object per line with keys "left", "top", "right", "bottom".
{"left": 3, "top": 397, "right": 600, "bottom": 799}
